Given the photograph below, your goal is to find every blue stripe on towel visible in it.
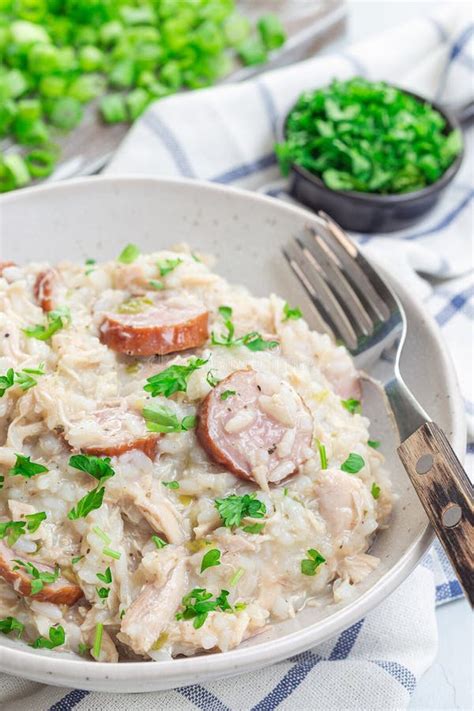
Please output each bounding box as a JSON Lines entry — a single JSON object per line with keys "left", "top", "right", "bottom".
{"left": 250, "top": 651, "right": 323, "bottom": 711}
{"left": 450, "top": 23, "right": 474, "bottom": 61}
{"left": 212, "top": 153, "right": 278, "bottom": 184}
{"left": 435, "top": 284, "right": 474, "bottom": 325}
{"left": 179, "top": 684, "right": 230, "bottom": 711}
{"left": 329, "top": 619, "right": 364, "bottom": 660}
{"left": 142, "top": 111, "right": 196, "bottom": 178}
{"left": 49, "top": 689, "right": 90, "bottom": 710}
{"left": 372, "top": 660, "right": 417, "bottom": 694}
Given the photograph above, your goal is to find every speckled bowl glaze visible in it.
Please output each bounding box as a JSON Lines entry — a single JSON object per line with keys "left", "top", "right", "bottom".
{"left": 0, "top": 177, "right": 465, "bottom": 692}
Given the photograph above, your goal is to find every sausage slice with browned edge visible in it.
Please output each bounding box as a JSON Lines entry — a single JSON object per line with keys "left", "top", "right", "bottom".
{"left": 0, "top": 541, "right": 82, "bottom": 605}
{"left": 34, "top": 268, "right": 57, "bottom": 312}
{"left": 99, "top": 295, "right": 209, "bottom": 357}
{"left": 63, "top": 406, "right": 159, "bottom": 459}
{"left": 197, "top": 369, "right": 314, "bottom": 487}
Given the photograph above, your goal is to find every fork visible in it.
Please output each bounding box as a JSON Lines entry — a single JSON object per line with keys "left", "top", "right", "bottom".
{"left": 284, "top": 213, "right": 474, "bottom": 605}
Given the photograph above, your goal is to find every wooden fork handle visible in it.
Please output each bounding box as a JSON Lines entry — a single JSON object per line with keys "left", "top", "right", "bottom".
{"left": 398, "top": 421, "right": 474, "bottom": 606}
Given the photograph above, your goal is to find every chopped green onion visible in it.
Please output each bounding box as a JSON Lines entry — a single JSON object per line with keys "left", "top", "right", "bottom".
{"left": 229, "top": 567, "right": 245, "bottom": 586}
{"left": 92, "top": 623, "right": 103, "bottom": 658}
{"left": 103, "top": 547, "right": 121, "bottom": 560}
{"left": 92, "top": 526, "right": 111, "bottom": 545}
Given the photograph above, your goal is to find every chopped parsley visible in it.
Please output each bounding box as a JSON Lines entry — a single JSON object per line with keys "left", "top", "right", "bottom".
{"left": 12, "top": 559, "right": 60, "bottom": 596}
{"left": 176, "top": 588, "right": 233, "bottom": 629}
{"left": 341, "top": 398, "right": 361, "bottom": 415}
{"left": 157, "top": 257, "right": 182, "bottom": 277}
{"left": 10, "top": 454, "right": 48, "bottom": 479}
{"left": 220, "top": 389, "right": 236, "bottom": 401}
{"left": 72, "top": 555, "right": 84, "bottom": 565}
{"left": 143, "top": 404, "right": 196, "bottom": 433}
{"left": 31, "top": 624, "right": 65, "bottom": 649}
{"left": 0, "top": 364, "right": 45, "bottom": 397}
{"left": 0, "top": 521, "right": 27, "bottom": 546}
{"left": 78, "top": 642, "right": 89, "bottom": 655}
{"left": 162, "top": 481, "right": 180, "bottom": 489}
{"left": 24, "top": 511, "right": 46, "bottom": 533}
{"left": 149, "top": 279, "right": 164, "bottom": 290}
{"left": 68, "top": 454, "right": 115, "bottom": 482}
{"left": 301, "top": 549, "right": 326, "bottom": 576}
{"left": 152, "top": 535, "right": 168, "bottom": 549}
{"left": 282, "top": 302, "right": 302, "bottom": 321}
{"left": 144, "top": 357, "right": 208, "bottom": 398}
{"left": 206, "top": 370, "right": 220, "bottom": 388}
{"left": 0, "top": 616, "right": 24, "bottom": 638}
{"left": 200, "top": 548, "right": 221, "bottom": 573}
{"left": 211, "top": 305, "right": 278, "bottom": 352}
{"left": 117, "top": 243, "right": 140, "bottom": 264}
{"left": 23, "top": 305, "right": 71, "bottom": 341}
{"left": 96, "top": 567, "right": 112, "bottom": 584}
{"left": 316, "top": 440, "right": 328, "bottom": 470}
{"left": 242, "top": 523, "right": 265, "bottom": 534}
{"left": 371, "top": 482, "right": 381, "bottom": 500}
{"left": 368, "top": 440, "right": 381, "bottom": 449}
{"left": 215, "top": 493, "right": 266, "bottom": 529}
{"left": 97, "top": 586, "right": 110, "bottom": 599}
{"left": 68, "top": 486, "right": 105, "bottom": 520}
{"left": 341, "top": 453, "right": 365, "bottom": 474}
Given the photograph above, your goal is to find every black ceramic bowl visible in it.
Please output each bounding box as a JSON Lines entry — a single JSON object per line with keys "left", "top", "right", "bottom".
{"left": 280, "top": 87, "right": 464, "bottom": 234}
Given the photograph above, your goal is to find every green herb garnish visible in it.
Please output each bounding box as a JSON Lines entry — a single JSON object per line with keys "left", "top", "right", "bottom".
{"left": 206, "top": 370, "right": 220, "bottom": 388}
{"left": 341, "top": 453, "right": 365, "bottom": 474}
{"left": 242, "top": 523, "right": 265, "bottom": 534}
{"left": 92, "top": 623, "right": 103, "bottom": 658}
{"left": 157, "top": 258, "right": 182, "bottom": 277}
{"left": 31, "top": 624, "right": 65, "bottom": 649}
{"left": 316, "top": 440, "right": 328, "bottom": 470}
{"left": 282, "top": 302, "right": 302, "bottom": 321}
{"left": 276, "top": 77, "right": 462, "bottom": 194}
{"left": 220, "top": 389, "right": 236, "bottom": 401}
{"left": 143, "top": 404, "right": 196, "bottom": 434}
{"left": 211, "top": 305, "right": 278, "bottom": 351}
{"left": 117, "top": 243, "right": 140, "bottom": 264}
{"left": 215, "top": 493, "right": 266, "bottom": 529}
{"left": 176, "top": 588, "right": 233, "bottom": 629}
{"left": 144, "top": 357, "right": 208, "bottom": 398}
{"left": 301, "top": 549, "right": 326, "bottom": 576}
{"left": 371, "top": 482, "right": 381, "bottom": 500}
{"left": 0, "top": 616, "right": 24, "bottom": 638}
{"left": 368, "top": 440, "right": 381, "bottom": 449}
{"left": 152, "top": 535, "right": 168, "bottom": 549}
{"left": 0, "top": 364, "right": 45, "bottom": 397}
{"left": 10, "top": 454, "right": 48, "bottom": 479}
{"left": 23, "top": 306, "right": 70, "bottom": 341}
{"left": 341, "top": 398, "right": 361, "bottom": 415}
{"left": 162, "top": 481, "right": 180, "bottom": 490}
{"left": 68, "top": 487, "right": 105, "bottom": 520}
{"left": 97, "top": 567, "right": 112, "bottom": 584}
{"left": 24, "top": 512, "right": 46, "bottom": 533}
{"left": 12, "top": 559, "right": 60, "bottom": 596}
{"left": 200, "top": 548, "right": 221, "bottom": 573}
{"left": 68, "top": 454, "right": 115, "bottom": 482}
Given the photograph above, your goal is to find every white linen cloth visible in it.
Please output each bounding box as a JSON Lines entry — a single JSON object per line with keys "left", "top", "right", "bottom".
{"left": 1, "top": 5, "right": 472, "bottom": 710}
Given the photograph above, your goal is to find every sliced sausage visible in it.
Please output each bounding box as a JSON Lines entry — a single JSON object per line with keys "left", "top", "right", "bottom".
{"left": 34, "top": 268, "right": 57, "bottom": 312}
{"left": 197, "top": 369, "right": 313, "bottom": 486}
{"left": 99, "top": 295, "right": 209, "bottom": 357}
{"left": 0, "top": 541, "right": 82, "bottom": 605}
{"left": 64, "top": 406, "right": 159, "bottom": 460}
{"left": 0, "top": 261, "right": 16, "bottom": 276}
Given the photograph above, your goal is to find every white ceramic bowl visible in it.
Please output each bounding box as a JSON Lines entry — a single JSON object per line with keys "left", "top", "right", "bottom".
{"left": 0, "top": 176, "right": 465, "bottom": 692}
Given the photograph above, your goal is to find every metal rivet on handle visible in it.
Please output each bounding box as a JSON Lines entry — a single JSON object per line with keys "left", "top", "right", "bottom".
{"left": 442, "top": 504, "right": 462, "bottom": 528}
{"left": 416, "top": 453, "right": 433, "bottom": 474}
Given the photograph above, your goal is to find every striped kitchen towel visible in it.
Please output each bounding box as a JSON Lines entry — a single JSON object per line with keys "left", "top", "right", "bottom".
{"left": 1, "top": 4, "right": 472, "bottom": 710}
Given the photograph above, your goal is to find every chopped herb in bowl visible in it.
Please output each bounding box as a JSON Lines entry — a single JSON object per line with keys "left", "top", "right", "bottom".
{"left": 276, "top": 77, "right": 462, "bottom": 195}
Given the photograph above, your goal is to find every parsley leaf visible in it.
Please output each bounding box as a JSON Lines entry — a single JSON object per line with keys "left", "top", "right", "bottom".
{"left": 144, "top": 357, "right": 208, "bottom": 398}
{"left": 220, "top": 389, "right": 236, "bottom": 401}
{"left": 368, "top": 440, "right": 380, "bottom": 449}
{"left": 117, "top": 243, "right": 140, "bottom": 264}
{"left": 282, "top": 302, "right": 302, "bottom": 321}
{"left": 176, "top": 588, "right": 233, "bottom": 629}
{"left": 0, "top": 616, "right": 24, "bottom": 638}
{"left": 242, "top": 523, "right": 265, "bottom": 534}
{"left": 10, "top": 454, "right": 48, "bottom": 479}
{"left": 371, "top": 482, "right": 381, "bottom": 499}
{"left": 31, "top": 624, "right": 65, "bottom": 649}
{"left": 301, "top": 549, "right": 326, "bottom": 576}
{"left": 68, "top": 486, "right": 105, "bottom": 520}
{"left": 162, "top": 480, "right": 180, "bottom": 489}
{"left": 149, "top": 279, "right": 164, "bottom": 290}
{"left": 143, "top": 404, "right": 196, "bottom": 433}
{"left": 341, "top": 453, "right": 365, "bottom": 474}
{"left": 200, "top": 548, "right": 221, "bottom": 573}
{"left": 0, "top": 368, "right": 15, "bottom": 397}
{"left": 211, "top": 306, "right": 279, "bottom": 351}
{"left": 215, "top": 493, "right": 266, "bottom": 528}
{"left": 12, "top": 559, "right": 60, "bottom": 595}
{"left": 25, "top": 511, "right": 46, "bottom": 533}
{"left": 68, "top": 454, "right": 115, "bottom": 482}
{"left": 341, "top": 398, "right": 361, "bottom": 415}
{"left": 206, "top": 370, "right": 220, "bottom": 388}
{"left": 157, "top": 258, "right": 182, "bottom": 277}
{"left": 97, "top": 567, "right": 112, "bottom": 584}
{"left": 23, "top": 306, "right": 71, "bottom": 341}
{"left": 0, "top": 520, "right": 26, "bottom": 546}
{"left": 152, "top": 535, "right": 168, "bottom": 549}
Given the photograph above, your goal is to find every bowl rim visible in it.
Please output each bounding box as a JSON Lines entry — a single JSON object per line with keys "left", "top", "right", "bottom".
{"left": 0, "top": 175, "right": 466, "bottom": 690}
{"left": 280, "top": 83, "right": 464, "bottom": 205}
